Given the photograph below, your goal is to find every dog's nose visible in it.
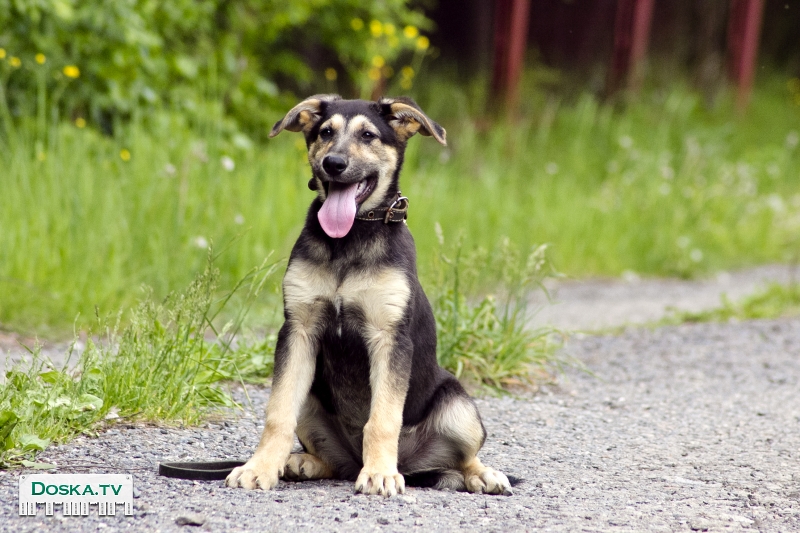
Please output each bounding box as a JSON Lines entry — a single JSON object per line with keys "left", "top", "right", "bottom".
{"left": 322, "top": 155, "right": 348, "bottom": 177}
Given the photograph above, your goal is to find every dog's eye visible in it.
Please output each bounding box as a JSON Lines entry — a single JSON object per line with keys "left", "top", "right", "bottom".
{"left": 361, "top": 131, "right": 376, "bottom": 141}
{"left": 320, "top": 127, "right": 333, "bottom": 139}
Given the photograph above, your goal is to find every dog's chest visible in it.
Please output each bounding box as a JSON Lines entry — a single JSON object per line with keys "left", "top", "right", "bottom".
{"left": 284, "top": 259, "right": 411, "bottom": 420}
{"left": 282, "top": 259, "right": 411, "bottom": 337}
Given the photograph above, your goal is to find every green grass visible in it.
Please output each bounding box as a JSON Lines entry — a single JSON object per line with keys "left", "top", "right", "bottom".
{"left": 2, "top": 74, "right": 800, "bottom": 333}
{"left": 664, "top": 281, "right": 800, "bottom": 324}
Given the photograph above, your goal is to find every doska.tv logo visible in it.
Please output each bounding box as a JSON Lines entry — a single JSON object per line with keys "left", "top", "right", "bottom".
{"left": 19, "top": 474, "right": 134, "bottom": 517}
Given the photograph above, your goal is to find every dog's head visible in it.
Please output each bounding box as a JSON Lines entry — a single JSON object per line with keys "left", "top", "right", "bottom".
{"left": 270, "top": 95, "right": 446, "bottom": 238}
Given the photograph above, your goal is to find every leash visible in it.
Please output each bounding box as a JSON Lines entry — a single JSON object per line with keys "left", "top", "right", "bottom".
{"left": 355, "top": 192, "right": 409, "bottom": 223}
{"left": 158, "top": 460, "right": 246, "bottom": 481}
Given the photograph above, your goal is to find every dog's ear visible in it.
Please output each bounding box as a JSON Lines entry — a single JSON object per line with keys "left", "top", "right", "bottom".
{"left": 270, "top": 94, "right": 341, "bottom": 138}
{"left": 378, "top": 97, "right": 447, "bottom": 146}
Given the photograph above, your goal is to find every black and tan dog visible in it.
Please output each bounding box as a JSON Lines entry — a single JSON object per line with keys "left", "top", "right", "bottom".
{"left": 226, "top": 94, "right": 512, "bottom": 497}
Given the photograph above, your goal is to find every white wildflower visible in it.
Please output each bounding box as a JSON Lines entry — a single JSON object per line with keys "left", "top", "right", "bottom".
{"left": 221, "top": 155, "right": 235, "bottom": 172}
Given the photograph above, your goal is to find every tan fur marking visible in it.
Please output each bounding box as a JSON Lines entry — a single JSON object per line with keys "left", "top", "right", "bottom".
{"left": 284, "top": 453, "right": 334, "bottom": 481}
{"left": 358, "top": 145, "right": 398, "bottom": 212}
{"left": 345, "top": 115, "right": 371, "bottom": 136}
{"left": 431, "top": 398, "right": 485, "bottom": 455}
{"left": 283, "top": 259, "right": 337, "bottom": 309}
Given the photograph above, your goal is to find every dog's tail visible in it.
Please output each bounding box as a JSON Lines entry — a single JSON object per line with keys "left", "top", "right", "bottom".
{"left": 404, "top": 470, "right": 524, "bottom": 491}
{"left": 404, "top": 469, "right": 466, "bottom": 490}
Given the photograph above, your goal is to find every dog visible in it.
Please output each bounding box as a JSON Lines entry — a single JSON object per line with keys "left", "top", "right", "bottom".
{"left": 225, "top": 94, "right": 512, "bottom": 497}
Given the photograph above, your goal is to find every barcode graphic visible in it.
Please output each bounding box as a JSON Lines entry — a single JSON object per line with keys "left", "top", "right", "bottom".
{"left": 18, "top": 502, "right": 133, "bottom": 516}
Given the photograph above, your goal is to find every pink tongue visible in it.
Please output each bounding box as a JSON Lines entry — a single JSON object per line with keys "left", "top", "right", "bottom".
{"left": 318, "top": 182, "right": 359, "bottom": 238}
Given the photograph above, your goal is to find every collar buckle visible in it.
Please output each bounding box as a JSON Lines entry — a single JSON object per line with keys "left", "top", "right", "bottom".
{"left": 384, "top": 194, "right": 409, "bottom": 223}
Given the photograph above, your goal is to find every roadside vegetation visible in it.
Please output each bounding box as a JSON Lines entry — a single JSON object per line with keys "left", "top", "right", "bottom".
{"left": 664, "top": 280, "right": 800, "bottom": 325}
{"left": 2, "top": 74, "right": 800, "bottom": 333}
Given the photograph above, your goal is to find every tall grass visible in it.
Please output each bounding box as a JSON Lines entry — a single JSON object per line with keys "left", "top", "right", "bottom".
{"left": 2, "top": 74, "right": 800, "bottom": 332}
{"left": 0, "top": 254, "right": 278, "bottom": 466}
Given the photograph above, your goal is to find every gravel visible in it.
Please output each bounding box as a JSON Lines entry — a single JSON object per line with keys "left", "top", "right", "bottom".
{"left": 1, "top": 317, "right": 799, "bottom": 531}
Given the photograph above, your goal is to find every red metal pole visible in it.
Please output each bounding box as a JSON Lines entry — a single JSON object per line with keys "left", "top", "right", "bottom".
{"left": 727, "top": 0, "right": 764, "bottom": 111}
{"left": 491, "top": 0, "right": 531, "bottom": 112}
{"left": 608, "top": 0, "right": 654, "bottom": 95}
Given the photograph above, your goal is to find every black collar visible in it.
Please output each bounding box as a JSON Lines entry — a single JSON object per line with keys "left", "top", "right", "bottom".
{"left": 355, "top": 192, "right": 409, "bottom": 223}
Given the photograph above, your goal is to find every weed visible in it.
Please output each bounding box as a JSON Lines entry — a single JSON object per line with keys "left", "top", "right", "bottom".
{"left": 432, "top": 227, "right": 562, "bottom": 392}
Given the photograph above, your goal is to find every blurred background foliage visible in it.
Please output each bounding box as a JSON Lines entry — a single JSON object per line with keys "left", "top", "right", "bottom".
{"left": 1, "top": 0, "right": 800, "bottom": 334}
{"left": 0, "top": 0, "right": 430, "bottom": 137}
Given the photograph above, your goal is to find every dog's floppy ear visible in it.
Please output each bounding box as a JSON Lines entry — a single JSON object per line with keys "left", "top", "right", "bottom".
{"left": 270, "top": 94, "right": 341, "bottom": 138}
{"left": 378, "top": 96, "right": 447, "bottom": 146}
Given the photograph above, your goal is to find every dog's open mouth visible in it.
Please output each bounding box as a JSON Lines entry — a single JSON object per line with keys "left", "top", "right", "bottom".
{"left": 318, "top": 175, "right": 378, "bottom": 239}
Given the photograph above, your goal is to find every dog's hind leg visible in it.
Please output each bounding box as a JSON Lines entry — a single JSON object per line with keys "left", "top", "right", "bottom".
{"left": 398, "top": 379, "right": 512, "bottom": 495}
{"left": 461, "top": 456, "right": 513, "bottom": 495}
{"left": 293, "top": 394, "right": 363, "bottom": 481}
{"left": 283, "top": 453, "right": 334, "bottom": 481}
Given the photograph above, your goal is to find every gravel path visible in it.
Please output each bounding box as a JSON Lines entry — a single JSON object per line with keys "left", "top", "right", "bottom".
{"left": 531, "top": 264, "right": 795, "bottom": 331}
{"left": 1, "top": 317, "right": 799, "bottom": 532}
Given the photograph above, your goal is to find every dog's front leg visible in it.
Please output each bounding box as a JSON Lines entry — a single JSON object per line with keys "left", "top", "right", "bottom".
{"left": 355, "top": 332, "right": 411, "bottom": 497}
{"left": 226, "top": 319, "right": 317, "bottom": 491}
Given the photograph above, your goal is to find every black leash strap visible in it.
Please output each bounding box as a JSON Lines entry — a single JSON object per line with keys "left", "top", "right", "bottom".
{"left": 158, "top": 460, "right": 246, "bottom": 481}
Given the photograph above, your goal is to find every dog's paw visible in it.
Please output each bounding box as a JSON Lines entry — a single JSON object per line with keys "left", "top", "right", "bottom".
{"left": 225, "top": 457, "right": 283, "bottom": 491}
{"left": 283, "top": 453, "right": 333, "bottom": 481}
{"left": 464, "top": 466, "right": 513, "bottom": 496}
{"left": 354, "top": 469, "right": 405, "bottom": 497}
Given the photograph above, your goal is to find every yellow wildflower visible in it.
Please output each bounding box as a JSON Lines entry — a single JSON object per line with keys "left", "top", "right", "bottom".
{"left": 400, "top": 78, "right": 412, "bottom": 90}
{"left": 369, "top": 20, "right": 383, "bottom": 37}
{"left": 367, "top": 67, "right": 381, "bottom": 81}
{"left": 35, "top": 53, "right": 46, "bottom": 64}
{"left": 403, "top": 26, "right": 419, "bottom": 39}
{"left": 74, "top": 117, "right": 86, "bottom": 128}
{"left": 10, "top": 56, "right": 21, "bottom": 68}
{"left": 0, "top": 48, "right": 6, "bottom": 59}
{"left": 63, "top": 65, "right": 80, "bottom": 78}
{"left": 324, "top": 68, "right": 337, "bottom": 81}
{"left": 351, "top": 18, "right": 364, "bottom": 31}
{"left": 401, "top": 66, "right": 414, "bottom": 79}
{"left": 388, "top": 35, "right": 399, "bottom": 49}
{"left": 384, "top": 23, "right": 396, "bottom": 36}
{"left": 371, "top": 56, "right": 385, "bottom": 68}
{"left": 416, "top": 36, "right": 430, "bottom": 50}
{"left": 120, "top": 149, "right": 131, "bottom": 162}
